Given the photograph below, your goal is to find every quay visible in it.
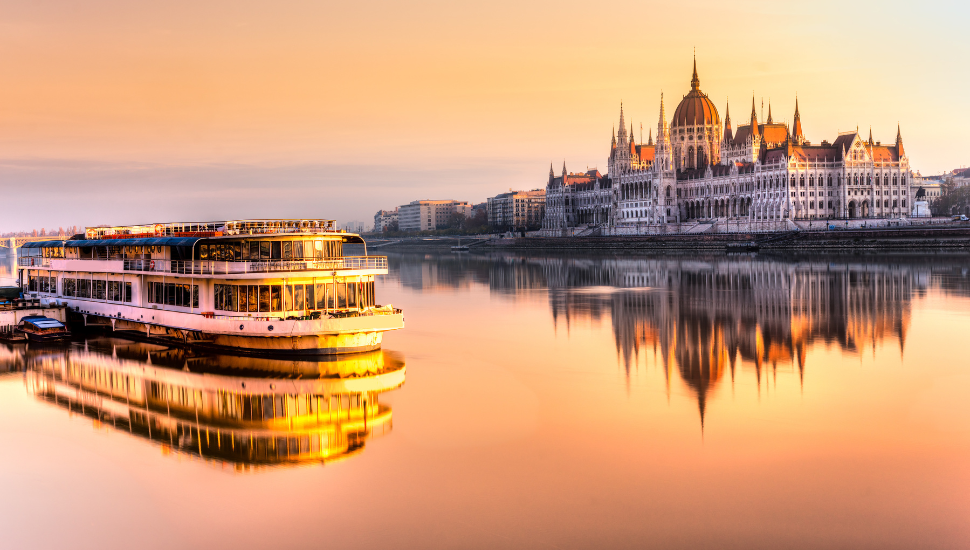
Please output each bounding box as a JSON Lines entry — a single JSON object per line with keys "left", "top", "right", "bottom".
{"left": 484, "top": 225, "right": 970, "bottom": 252}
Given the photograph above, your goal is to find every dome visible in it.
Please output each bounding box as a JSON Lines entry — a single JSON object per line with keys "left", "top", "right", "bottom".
{"left": 671, "top": 60, "right": 720, "bottom": 128}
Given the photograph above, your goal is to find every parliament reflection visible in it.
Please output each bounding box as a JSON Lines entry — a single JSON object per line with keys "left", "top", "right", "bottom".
{"left": 550, "top": 257, "right": 922, "bottom": 423}
{"left": 390, "top": 251, "right": 970, "bottom": 424}
{"left": 21, "top": 339, "right": 404, "bottom": 470}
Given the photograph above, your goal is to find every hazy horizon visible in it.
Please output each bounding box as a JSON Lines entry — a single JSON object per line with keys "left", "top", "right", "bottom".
{"left": 1, "top": 0, "right": 967, "bottom": 232}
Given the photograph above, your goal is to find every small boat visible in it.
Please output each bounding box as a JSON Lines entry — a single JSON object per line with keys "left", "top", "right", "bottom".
{"left": 15, "top": 316, "right": 70, "bottom": 344}
{"left": 451, "top": 237, "right": 470, "bottom": 252}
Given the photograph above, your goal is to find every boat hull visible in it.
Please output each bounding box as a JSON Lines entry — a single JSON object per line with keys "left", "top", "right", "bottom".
{"left": 61, "top": 300, "right": 404, "bottom": 355}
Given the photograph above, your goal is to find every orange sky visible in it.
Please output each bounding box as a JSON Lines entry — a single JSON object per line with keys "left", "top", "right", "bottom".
{"left": 1, "top": 0, "right": 967, "bottom": 230}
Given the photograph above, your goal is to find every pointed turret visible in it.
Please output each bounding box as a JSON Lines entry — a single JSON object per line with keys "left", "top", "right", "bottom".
{"left": 655, "top": 93, "right": 673, "bottom": 171}
{"left": 648, "top": 128, "right": 653, "bottom": 146}
{"left": 549, "top": 162, "right": 554, "bottom": 178}
{"left": 690, "top": 53, "right": 700, "bottom": 91}
{"left": 611, "top": 127, "right": 616, "bottom": 150}
{"left": 792, "top": 96, "right": 804, "bottom": 144}
{"left": 896, "top": 124, "right": 905, "bottom": 157}
{"left": 562, "top": 161, "right": 567, "bottom": 177}
{"left": 750, "top": 94, "right": 760, "bottom": 139}
{"left": 723, "top": 99, "right": 733, "bottom": 143}
{"left": 617, "top": 103, "right": 628, "bottom": 147}
{"left": 868, "top": 126, "right": 874, "bottom": 146}
{"left": 630, "top": 123, "right": 635, "bottom": 145}
{"left": 766, "top": 100, "right": 773, "bottom": 124}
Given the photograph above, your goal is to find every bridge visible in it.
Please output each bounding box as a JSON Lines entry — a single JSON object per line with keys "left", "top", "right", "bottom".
{"left": 0, "top": 236, "right": 61, "bottom": 249}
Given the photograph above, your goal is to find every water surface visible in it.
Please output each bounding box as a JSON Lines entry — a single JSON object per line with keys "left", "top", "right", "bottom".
{"left": 2, "top": 250, "right": 969, "bottom": 549}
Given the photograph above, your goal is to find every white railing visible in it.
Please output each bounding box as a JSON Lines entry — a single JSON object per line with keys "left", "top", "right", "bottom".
{"left": 18, "top": 257, "right": 51, "bottom": 268}
{"left": 123, "top": 256, "right": 387, "bottom": 275}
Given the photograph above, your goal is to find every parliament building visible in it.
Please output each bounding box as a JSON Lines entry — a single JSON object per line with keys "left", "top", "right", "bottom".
{"left": 543, "top": 58, "right": 915, "bottom": 234}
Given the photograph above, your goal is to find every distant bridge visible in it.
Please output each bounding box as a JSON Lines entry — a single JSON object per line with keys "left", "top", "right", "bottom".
{"left": 0, "top": 236, "right": 61, "bottom": 249}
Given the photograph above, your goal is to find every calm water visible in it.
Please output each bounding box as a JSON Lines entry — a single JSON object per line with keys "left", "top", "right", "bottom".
{"left": 2, "top": 250, "right": 969, "bottom": 549}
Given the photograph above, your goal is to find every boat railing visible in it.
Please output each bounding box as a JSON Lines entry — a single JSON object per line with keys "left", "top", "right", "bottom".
{"left": 122, "top": 256, "right": 387, "bottom": 275}
{"left": 18, "top": 257, "right": 51, "bottom": 268}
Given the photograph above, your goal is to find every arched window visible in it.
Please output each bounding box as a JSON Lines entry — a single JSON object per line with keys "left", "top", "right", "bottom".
{"left": 828, "top": 175, "right": 833, "bottom": 186}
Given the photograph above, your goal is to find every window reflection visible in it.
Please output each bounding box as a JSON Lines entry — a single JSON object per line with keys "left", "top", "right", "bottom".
{"left": 20, "top": 340, "right": 404, "bottom": 470}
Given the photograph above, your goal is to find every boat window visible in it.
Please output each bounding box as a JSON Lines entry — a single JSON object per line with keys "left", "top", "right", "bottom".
{"left": 93, "top": 280, "right": 107, "bottom": 300}
{"left": 270, "top": 285, "right": 281, "bottom": 311}
{"left": 271, "top": 241, "right": 281, "bottom": 260}
{"left": 347, "top": 282, "right": 357, "bottom": 308}
{"left": 294, "top": 285, "right": 305, "bottom": 311}
{"left": 293, "top": 240, "right": 304, "bottom": 259}
{"left": 314, "top": 240, "right": 324, "bottom": 260}
{"left": 305, "top": 284, "right": 315, "bottom": 309}
{"left": 336, "top": 283, "right": 347, "bottom": 309}
{"left": 315, "top": 283, "right": 327, "bottom": 309}
{"left": 238, "top": 285, "right": 249, "bottom": 311}
{"left": 284, "top": 285, "right": 293, "bottom": 311}
{"left": 304, "top": 241, "right": 313, "bottom": 259}
{"left": 282, "top": 241, "right": 292, "bottom": 260}
{"left": 248, "top": 286, "right": 258, "bottom": 312}
{"left": 147, "top": 282, "right": 199, "bottom": 308}
{"left": 248, "top": 241, "right": 259, "bottom": 260}
{"left": 259, "top": 241, "right": 271, "bottom": 260}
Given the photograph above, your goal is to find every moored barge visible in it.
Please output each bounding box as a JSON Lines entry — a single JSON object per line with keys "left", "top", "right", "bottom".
{"left": 19, "top": 219, "right": 403, "bottom": 355}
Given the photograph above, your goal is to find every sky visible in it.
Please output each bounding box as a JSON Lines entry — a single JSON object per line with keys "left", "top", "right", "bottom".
{"left": 1, "top": 0, "right": 968, "bottom": 231}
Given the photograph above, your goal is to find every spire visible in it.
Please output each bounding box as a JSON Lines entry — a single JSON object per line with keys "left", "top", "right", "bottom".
{"left": 549, "top": 162, "right": 554, "bottom": 178}
{"left": 648, "top": 128, "right": 653, "bottom": 146}
{"left": 792, "top": 95, "right": 804, "bottom": 143}
{"left": 750, "top": 93, "right": 760, "bottom": 139}
{"left": 723, "top": 98, "right": 733, "bottom": 143}
{"left": 562, "top": 161, "right": 567, "bottom": 177}
{"left": 766, "top": 100, "right": 773, "bottom": 124}
{"left": 868, "top": 126, "right": 874, "bottom": 146}
{"left": 896, "top": 124, "right": 905, "bottom": 157}
{"left": 611, "top": 126, "right": 616, "bottom": 150}
{"left": 617, "top": 102, "right": 627, "bottom": 145}
{"left": 691, "top": 51, "right": 700, "bottom": 90}
{"left": 659, "top": 92, "right": 668, "bottom": 132}
{"left": 630, "top": 123, "right": 635, "bottom": 145}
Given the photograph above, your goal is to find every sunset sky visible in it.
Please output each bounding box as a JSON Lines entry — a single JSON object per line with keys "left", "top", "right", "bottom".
{"left": 1, "top": 0, "right": 967, "bottom": 231}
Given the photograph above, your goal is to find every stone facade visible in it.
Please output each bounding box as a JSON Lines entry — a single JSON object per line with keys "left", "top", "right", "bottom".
{"left": 542, "top": 57, "right": 916, "bottom": 235}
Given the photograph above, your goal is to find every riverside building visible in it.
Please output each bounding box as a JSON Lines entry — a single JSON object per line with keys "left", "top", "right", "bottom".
{"left": 487, "top": 189, "right": 546, "bottom": 230}
{"left": 542, "top": 57, "right": 916, "bottom": 235}
{"left": 397, "top": 200, "right": 473, "bottom": 231}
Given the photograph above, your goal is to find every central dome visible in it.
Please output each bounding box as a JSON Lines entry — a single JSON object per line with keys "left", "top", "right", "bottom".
{"left": 671, "top": 60, "right": 720, "bottom": 128}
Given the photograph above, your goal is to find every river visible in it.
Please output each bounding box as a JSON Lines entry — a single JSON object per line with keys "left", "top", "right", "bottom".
{"left": 1, "top": 250, "right": 968, "bottom": 549}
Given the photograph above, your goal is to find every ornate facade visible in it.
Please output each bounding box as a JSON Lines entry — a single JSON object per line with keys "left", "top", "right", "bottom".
{"left": 545, "top": 57, "right": 916, "bottom": 233}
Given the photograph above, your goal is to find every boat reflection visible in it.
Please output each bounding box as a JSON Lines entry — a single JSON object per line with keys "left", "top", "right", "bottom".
{"left": 22, "top": 339, "right": 404, "bottom": 470}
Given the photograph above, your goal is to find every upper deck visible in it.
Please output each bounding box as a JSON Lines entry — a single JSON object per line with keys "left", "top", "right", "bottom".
{"left": 19, "top": 219, "right": 384, "bottom": 276}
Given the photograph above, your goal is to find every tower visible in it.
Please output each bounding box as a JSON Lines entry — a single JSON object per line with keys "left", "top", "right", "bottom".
{"left": 792, "top": 96, "right": 805, "bottom": 145}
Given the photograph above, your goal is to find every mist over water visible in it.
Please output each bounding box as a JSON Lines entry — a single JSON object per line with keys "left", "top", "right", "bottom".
{"left": 2, "top": 250, "right": 969, "bottom": 549}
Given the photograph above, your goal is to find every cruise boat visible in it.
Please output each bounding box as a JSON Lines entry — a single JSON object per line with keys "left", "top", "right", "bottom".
{"left": 18, "top": 220, "right": 403, "bottom": 355}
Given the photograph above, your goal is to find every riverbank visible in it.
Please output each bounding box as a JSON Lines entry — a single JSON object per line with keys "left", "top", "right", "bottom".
{"left": 481, "top": 225, "right": 970, "bottom": 251}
